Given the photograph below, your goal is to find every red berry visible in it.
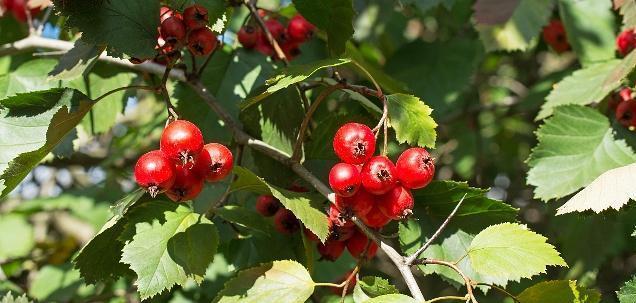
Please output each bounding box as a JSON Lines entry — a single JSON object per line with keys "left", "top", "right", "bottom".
{"left": 329, "top": 163, "right": 361, "bottom": 197}
{"left": 378, "top": 185, "right": 414, "bottom": 220}
{"left": 165, "top": 166, "right": 204, "bottom": 202}
{"left": 330, "top": 224, "right": 355, "bottom": 242}
{"left": 346, "top": 230, "right": 378, "bottom": 260}
{"left": 201, "top": 143, "right": 233, "bottom": 182}
{"left": 160, "top": 6, "right": 181, "bottom": 22}
{"left": 360, "top": 206, "right": 391, "bottom": 228}
{"left": 333, "top": 123, "right": 376, "bottom": 165}
{"left": 255, "top": 195, "right": 281, "bottom": 217}
{"left": 134, "top": 150, "right": 176, "bottom": 197}
{"left": 616, "top": 100, "right": 636, "bottom": 128}
{"left": 265, "top": 19, "right": 286, "bottom": 42}
{"left": 183, "top": 4, "right": 208, "bottom": 30}
{"left": 238, "top": 26, "right": 259, "bottom": 49}
{"left": 175, "top": 150, "right": 211, "bottom": 180}
{"left": 396, "top": 148, "right": 435, "bottom": 189}
{"left": 335, "top": 189, "right": 374, "bottom": 218}
{"left": 361, "top": 156, "right": 397, "bottom": 195}
{"left": 281, "top": 40, "right": 302, "bottom": 60}
{"left": 329, "top": 204, "right": 355, "bottom": 228}
{"left": 287, "top": 15, "right": 315, "bottom": 42}
{"left": 160, "top": 120, "right": 204, "bottom": 165}
{"left": 542, "top": 19, "right": 569, "bottom": 53}
{"left": 160, "top": 16, "right": 187, "bottom": 45}
{"left": 254, "top": 32, "right": 275, "bottom": 56}
{"left": 5, "top": 0, "right": 39, "bottom": 22}
{"left": 188, "top": 28, "right": 218, "bottom": 56}
{"left": 273, "top": 208, "right": 300, "bottom": 234}
{"left": 617, "top": 28, "right": 636, "bottom": 57}
{"left": 317, "top": 239, "right": 346, "bottom": 261}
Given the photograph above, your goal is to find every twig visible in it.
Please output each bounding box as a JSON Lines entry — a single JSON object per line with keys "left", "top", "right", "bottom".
{"left": 197, "top": 39, "right": 222, "bottom": 78}
{"left": 426, "top": 295, "right": 469, "bottom": 303}
{"left": 244, "top": 0, "right": 288, "bottom": 64}
{"left": 415, "top": 259, "right": 478, "bottom": 303}
{"left": 159, "top": 65, "right": 178, "bottom": 120}
{"left": 405, "top": 194, "right": 467, "bottom": 265}
{"left": 93, "top": 85, "right": 156, "bottom": 103}
{"left": 476, "top": 283, "right": 520, "bottom": 303}
{"left": 340, "top": 266, "right": 359, "bottom": 302}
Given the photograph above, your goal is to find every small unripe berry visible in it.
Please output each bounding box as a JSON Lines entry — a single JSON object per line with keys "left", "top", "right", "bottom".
{"left": 134, "top": 150, "right": 176, "bottom": 197}
{"left": 273, "top": 208, "right": 300, "bottom": 234}
{"left": 317, "top": 239, "right": 345, "bottom": 261}
{"left": 335, "top": 189, "right": 374, "bottom": 218}
{"left": 396, "top": 148, "right": 435, "bottom": 189}
{"left": 188, "top": 28, "right": 218, "bottom": 56}
{"left": 361, "top": 156, "right": 397, "bottom": 195}
{"left": 333, "top": 123, "right": 376, "bottom": 165}
{"left": 255, "top": 195, "right": 281, "bottom": 217}
{"left": 329, "top": 163, "right": 361, "bottom": 197}
{"left": 238, "top": 26, "right": 259, "bottom": 49}
{"left": 201, "top": 143, "right": 233, "bottom": 182}
{"left": 183, "top": 4, "right": 208, "bottom": 30}
{"left": 346, "top": 230, "right": 378, "bottom": 260}
{"left": 165, "top": 166, "right": 204, "bottom": 202}
{"left": 617, "top": 28, "right": 636, "bottom": 57}
{"left": 160, "top": 120, "right": 204, "bottom": 165}
{"left": 377, "top": 185, "right": 414, "bottom": 220}
{"left": 360, "top": 206, "right": 391, "bottom": 228}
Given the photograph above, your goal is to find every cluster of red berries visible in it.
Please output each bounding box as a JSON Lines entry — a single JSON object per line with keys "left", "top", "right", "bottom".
{"left": 542, "top": 19, "right": 570, "bottom": 53}
{"left": 609, "top": 87, "right": 636, "bottom": 129}
{"left": 134, "top": 120, "right": 233, "bottom": 202}
{"left": 237, "top": 13, "right": 315, "bottom": 60}
{"left": 617, "top": 28, "right": 636, "bottom": 57}
{"left": 131, "top": 4, "right": 218, "bottom": 65}
{"left": 0, "top": 0, "right": 39, "bottom": 22}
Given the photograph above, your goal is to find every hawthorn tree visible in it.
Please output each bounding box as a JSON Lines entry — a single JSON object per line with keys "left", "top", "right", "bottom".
{"left": 2, "top": 0, "right": 636, "bottom": 302}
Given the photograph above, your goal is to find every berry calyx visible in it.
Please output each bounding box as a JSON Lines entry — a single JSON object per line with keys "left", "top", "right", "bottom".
{"left": 616, "top": 100, "right": 636, "bottom": 129}
{"left": 255, "top": 195, "right": 281, "bottom": 217}
{"left": 287, "top": 14, "right": 315, "bottom": 43}
{"left": 134, "top": 150, "right": 176, "bottom": 197}
{"left": 273, "top": 208, "right": 300, "bottom": 234}
{"left": 165, "top": 166, "right": 204, "bottom": 202}
{"left": 318, "top": 239, "right": 346, "bottom": 261}
{"left": 160, "top": 16, "right": 187, "bottom": 45}
{"left": 175, "top": 150, "right": 211, "bottom": 180}
{"left": 335, "top": 189, "right": 374, "bottom": 218}
{"left": 377, "top": 185, "right": 414, "bottom": 220}
{"left": 201, "top": 143, "right": 233, "bottom": 182}
{"left": 183, "top": 4, "right": 208, "bottom": 30}
{"left": 617, "top": 28, "right": 636, "bottom": 57}
{"left": 330, "top": 224, "right": 355, "bottom": 242}
{"left": 346, "top": 230, "right": 378, "bottom": 260}
{"left": 396, "top": 147, "right": 435, "bottom": 189}
{"left": 160, "top": 6, "right": 181, "bottom": 22}
{"left": 360, "top": 206, "right": 391, "bottom": 228}
{"left": 238, "top": 26, "right": 259, "bottom": 49}
{"left": 187, "top": 28, "right": 218, "bottom": 56}
{"left": 160, "top": 120, "right": 204, "bottom": 165}
{"left": 329, "top": 204, "right": 355, "bottom": 228}
{"left": 361, "top": 156, "right": 397, "bottom": 195}
{"left": 329, "top": 163, "right": 361, "bottom": 197}
{"left": 333, "top": 123, "right": 376, "bottom": 165}
{"left": 542, "top": 19, "right": 569, "bottom": 53}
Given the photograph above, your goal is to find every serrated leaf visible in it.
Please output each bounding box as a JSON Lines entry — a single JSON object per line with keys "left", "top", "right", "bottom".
{"left": 215, "top": 205, "right": 271, "bottom": 236}
{"left": 386, "top": 94, "right": 437, "bottom": 148}
{"left": 0, "top": 88, "right": 94, "bottom": 198}
{"left": 0, "top": 292, "right": 32, "bottom": 303}
{"left": 468, "top": 223, "right": 567, "bottom": 282}
{"left": 527, "top": 105, "right": 636, "bottom": 201}
{"left": 0, "top": 214, "right": 34, "bottom": 259}
{"left": 213, "top": 260, "right": 314, "bottom": 303}
{"left": 556, "top": 163, "right": 636, "bottom": 215}
{"left": 518, "top": 280, "right": 601, "bottom": 303}
{"left": 48, "top": 40, "right": 103, "bottom": 81}
{"left": 357, "top": 276, "right": 399, "bottom": 297}
{"left": 363, "top": 294, "right": 417, "bottom": 303}
{"left": 292, "top": 0, "right": 354, "bottom": 56}
{"left": 243, "top": 58, "right": 351, "bottom": 108}
{"left": 121, "top": 204, "right": 219, "bottom": 299}
{"left": 558, "top": 0, "right": 616, "bottom": 66}
{"left": 618, "top": 276, "right": 636, "bottom": 303}
{"left": 53, "top": 0, "right": 159, "bottom": 59}
{"left": 230, "top": 166, "right": 330, "bottom": 242}
{"left": 476, "top": 0, "right": 554, "bottom": 52}
{"left": 537, "top": 60, "right": 621, "bottom": 120}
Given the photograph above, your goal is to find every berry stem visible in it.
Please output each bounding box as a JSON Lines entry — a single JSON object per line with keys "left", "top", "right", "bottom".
{"left": 197, "top": 38, "right": 223, "bottom": 78}
{"left": 93, "top": 85, "right": 156, "bottom": 103}
{"left": 160, "top": 64, "right": 179, "bottom": 120}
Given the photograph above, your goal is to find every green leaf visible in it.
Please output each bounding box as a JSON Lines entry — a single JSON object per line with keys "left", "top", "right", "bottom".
{"left": 48, "top": 40, "right": 103, "bottom": 81}
{"left": 0, "top": 214, "right": 34, "bottom": 260}
{"left": 357, "top": 276, "right": 399, "bottom": 298}
{"left": 619, "top": 0, "right": 636, "bottom": 30}
{"left": 230, "top": 166, "right": 330, "bottom": 242}
{"left": 213, "top": 260, "right": 314, "bottom": 303}
{"left": 386, "top": 94, "right": 437, "bottom": 148}
{"left": 54, "top": 0, "right": 160, "bottom": 59}
{"left": 537, "top": 60, "right": 621, "bottom": 120}
{"left": 121, "top": 204, "right": 219, "bottom": 299}
{"left": 0, "top": 59, "right": 59, "bottom": 100}
{"left": 0, "top": 292, "right": 32, "bottom": 303}
{"left": 0, "top": 88, "right": 94, "bottom": 198}
{"left": 363, "top": 294, "right": 418, "bottom": 303}
{"left": 517, "top": 280, "right": 601, "bottom": 303}
{"left": 28, "top": 264, "right": 83, "bottom": 302}
{"left": 468, "top": 223, "right": 567, "bottom": 282}
{"left": 243, "top": 58, "right": 351, "bottom": 108}
{"left": 527, "top": 105, "right": 636, "bottom": 201}
{"left": 110, "top": 189, "right": 146, "bottom": 219}
{"left": 292, "top": 0, "right": 354, "bottom": 56}
{"left": 385, "top": 39, "right": 483, "bottom": 115}
{"left": 558, "top": 0, "right": 616, "bottom": 66}
{"left": 618, "top": 276, "right": 636, "bottom": 303}
{"left": 476, "top": 0, "right": 554, "bottom": 52}
{"left": 215, "top": 205, "right": 271, "bottom": 236}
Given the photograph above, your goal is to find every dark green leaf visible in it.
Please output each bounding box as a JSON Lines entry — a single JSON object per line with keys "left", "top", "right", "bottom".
{"left": 215, "top": 205, "right": 271, "bottom": 236}
{"left": 518, "top": 280, "right": 601, "bottom": 303}
{"left": 292, "top": 0, "right": 355, "bottom": 56}
{"left": 48, "top": 40, "right": 103, "bottom": 81}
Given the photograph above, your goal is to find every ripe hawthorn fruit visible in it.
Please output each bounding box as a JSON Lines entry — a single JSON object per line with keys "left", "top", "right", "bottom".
{"left": 361, "top": 156, "right": 397, "bottom": 195}
{"left": 201, "top": 143, "right": 233, "bottom": 182}
{"left": 188, "top": 28, "right": 218, "bottom": 56}
{"left": 287, "top": 15, "right": 315, "bottom": 42}
{"left": 134, "top": 150, "right": 176, "bottom": 197}
{"left": 333, "top": 123, "right": 376, "bottom": 165}
{"left": 329, "top": 162, "right": 361, "bottom": 197}
{"left": 329, "top": 204, "right": 355, "bottom": 228}
{"left": 160, "top": 120, "right": 204, "bottom": 165}
{"left": 264, "top": 19, "right": 286, "bottom": 42}
{"left": 165, "top": 166, "right": 204, "bottom": 202}
{"left": 183, "top": 4, "right": 208, "bottom": 30}
{"left": 318, "top": 239, "right": 346, "bottom": 261}
{"left": 160, "top": 16, "right": 187, "bottom": 45}
{"left": 542, "top": 19, "right": 569, "bottom": 53}
{"left": 347, "top": 230, "right": 378, "bottom": 260}
{"left": 616, "top": 100, "right": 636, "bottom": 128}
{"left": 330, "top": 224, "right": 355, "bottom": 242}
{"left": 255, "top": 195, "right": 280, "bottom": 217}
{"left": 238, "top": 25, "right": 259, "bottom": 49}
{"left": 360, "top": 206, "right": 391, "bottom": 228}
{"left": 273, "top": 208, "right": 300, "bottom": 234}
{"left": 617, "top": 28, "right": 636, "bottom": 57}
{"left": 335, "top": 189, "right": 374, "bottom": 218}
{"left": 396, "top": 147, "right": 435, "bottom": 189}
{"left": 4, "top": 0, "right": 39, "bottom": 22}
{"left": 377, "top": 185, "right": 414, "bottom": 220}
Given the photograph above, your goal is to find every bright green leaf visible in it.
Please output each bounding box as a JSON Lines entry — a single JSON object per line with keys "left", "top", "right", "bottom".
{"left": 48, "top": 40, "right": 103, "bottom": 81}
{"left": 517, "top": 280, "right": 601, "bottom": 303}
{"left": 0, "top": 292, "right": 32, "bottom": 303}
{"left": 527, "top": 105, "right": 636, "bottom": 201}
{"left": 386, "top": 94, "right": 437, "bottom": 148}
{"left": 363, "top": 294, "right": 418, "bottom": 303}
{"left": 618, "top": 276, "right": 636, "bottom": 303}
{"left": 468, "top": 223, "right": 567, "bottom": 282}
{"left": 213, "top": 260, "right": 314, "bottom": 303}
{"left": 357, "top": 276, "right": 399, "bottom": 298}
{"left": 0, "top": 214, "right": 34, "bottom": 260}
{"left": 292, "top": 0, "right": 354, "bottom": 56}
